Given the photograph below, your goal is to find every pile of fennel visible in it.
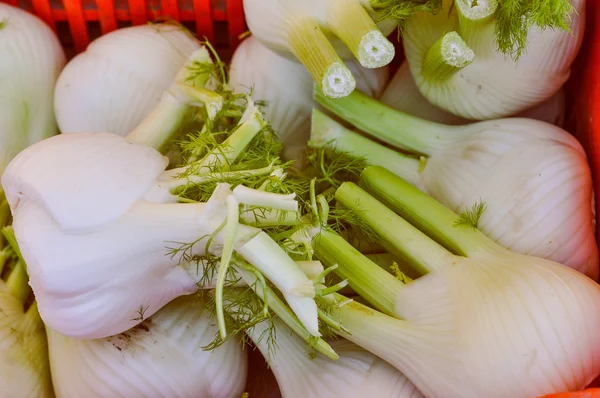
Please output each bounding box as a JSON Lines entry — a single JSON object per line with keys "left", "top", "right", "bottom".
{"left": 0, "top": 2, "right": 597, "bottom": 396}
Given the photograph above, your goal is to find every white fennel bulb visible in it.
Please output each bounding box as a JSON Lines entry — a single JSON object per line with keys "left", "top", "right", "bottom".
{"left": 48, "top": 295, "right": 247, "bottom": 398}
{"left": 229, "top": 36, "right": 389, "bottom": 164}
{"left": 0, "top": 4, "right": 66, "bottom": 174}
{"left": 2, "top": 131, "right": 321, "bottom": 339}
{"left": 244, "top": 316, "right": 424, "bottom": 398}
{"left": 54, "top": 24, "right": 201, "bottom": 136}
{"left": 381, "top": 61, "right": 566, "bottom": 127}
{"left": 313, "top": 90, "right": 598, "bottom": 278}
{"left": 402, "top": 0, "right": 584, "bottom": 120}
{"left": 315, "top": 173, "right": 600, "bottom": 398}
{"left": 0, "top": 259, "right": 53, "bottom": 397}
{"left": 242, "top": 0, "right": 396, "bottom": 98}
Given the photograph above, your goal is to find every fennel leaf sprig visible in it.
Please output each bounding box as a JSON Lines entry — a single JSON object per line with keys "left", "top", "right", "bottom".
{"left": 453, "top": 200, "right": 487, "bottom": 229}
{"left": 495, "top": 0, "right": 575, "bottom": 60}
{"left": 372, "top": 0, "right": 575, "bottom": 59}
{"left": 371, "top": 0, "right": 443, "bottom": 31}
{"left": 204, "top": 285, "right": 277, "bottom": 354}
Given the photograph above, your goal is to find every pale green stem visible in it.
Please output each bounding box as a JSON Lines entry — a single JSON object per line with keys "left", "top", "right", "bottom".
{"left": 125, "top": 94, "right": 193, "bottom": 152}
{"left": 161, "top": 163, "right": 277, "bottom": 191}
{"left": 327, "top": 0, "right": 395, "bottom": 68}
{"left": 235, "top": 264, "right": 338, "bottom": 360}
{"left": 296, "top": 261, "right": 325, "bottom": 281}
{"left": 314, "top": 88, "right": 459, "bottom": 155}
{"left": 310, "top": 109, "right": 422, "bottom": 186}
{"left": 318, "top": 280, "right": 349, "bottom": 296}
{"left": 0, "top": 196, "right": 10, "bottom": 226}
{"left": 126, "top": 49, "right": 215, "bottom": 152}
{"left": 237, "top": 169, "right": 298, "bottom": 227}
{"left": 232, "top": 186, "right": 297, "bottom": 212}
{"left": 6, "top": 261, "right": 30, "bottom": 304}
{"left": 163, "top": 105, "right": 266, "bottom": 179}
{"left": 169, "top": 82, "right": 223, "bottom": 121}
{"left": 422, "top": 31, "right": 475, "bottom": 81}
{"left": 240, "top": 209, "right": 299, "bottom": 227}
{"left": 329, "top": 294, "right": 413, "bottom": 360}
{"left": 235, "top": 229, "right": 320, "bottom": 336}
{"left": 312, "top": 228, "right": 404, "bottom": 317}
{"left": 2, "top": 226, "right": 24, "bottom": 266}
{"left": 215, "top": 195, "right": 240, "bottom": 339}
{"left": 455, "top": 0, "right": 499, "bottom": 48}
{"left": 199, "top": 105, "right": 266, "bottom": 170}
{"left": 287, "top": 16, "right": 356, "bottom": 98}
{"left": 0, "top": 248, "right": 10, "bottom": 275}
{"left": 360, "top": 165, "right": 495, "bottom": 257}
{"left": 0, "top": 197, "right": 10, "bottom": 248}
{"left": 336, "top": 182, "right": 452, "bottom": 274}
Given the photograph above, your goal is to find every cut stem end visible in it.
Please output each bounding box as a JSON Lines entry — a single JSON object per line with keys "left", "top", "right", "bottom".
{"left": 357, "top": 31, "right": 395, "bottom": 68}
{"left": 422, "top": 31, "right": 475, "bottom": 81}
{"left": 328, "top": 0, "right": 394, "bottom": 68}
{"left": 456, "top": 0, "right": 499, "bottom": 23}
{"left": 288, "top": 17, "right": 356, "bottom": 98}
{"left": 322, "top": 62, "right": 356, "bottom": 99}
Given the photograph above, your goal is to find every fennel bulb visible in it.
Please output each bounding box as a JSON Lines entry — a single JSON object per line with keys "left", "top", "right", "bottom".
{"left": 229, "top": 36, "right": 389, "bottom": 164}
{"left": 242, "top": 0, "right": 396, "bottom": 98}
{"left": 381, "top": 61, "right": 567, "bottom": 127}
{"left": 2, "top": 132, "right": 320, "bottom": 339}
{"left": 310, "top": 167, "right": 600, "bottom": 398}
{"left": 0, "top": 3, "right": 66, "bottom": 174}
{"left": 54, "top": 24, "right": 202, "bottom": 136}
{"left": 402, "top": 0, "right": 584, "bottom": 119}
{"left": 313, "top": 90, "right": 599, "bottom": 279}
{"left": 0, "top": 255, "right": 53, "bottom": 397}
{"left": 47, "top": 295, "right": 248, "bottom": 398}
{"left": 244, "top": 316, "right": 424, "bottom": 398}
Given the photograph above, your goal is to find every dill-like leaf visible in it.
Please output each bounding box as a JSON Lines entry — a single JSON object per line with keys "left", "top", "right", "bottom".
{"left": 305, "top": 147, "right": 367, "bottom": 192}
{"left": 203, "top": 285, "right": 277, "bottom": 356}
{"left": 165, "top": 234, "right": 211, "bottom": 265}
{"left": 453, "top": 200, "right": 487, "bottom": 229}
{"left": 0, "top": 19, "right": 7, "bottom": 31}
{"left": 371, "top": 0, "right": 443, "bottom": 31}
{"left": 495, "top": 0, "right": 574, "bottom": 60}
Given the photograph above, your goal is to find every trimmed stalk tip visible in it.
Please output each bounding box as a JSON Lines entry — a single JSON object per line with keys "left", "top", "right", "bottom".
{"left": 422, "top": 31, "right": 475, "bottom": 81}
{"left": 358, "top": 31, "right": 395, "bottom": 69}
{"left": 322, "top": 62, "right": 356, "bottom": 99}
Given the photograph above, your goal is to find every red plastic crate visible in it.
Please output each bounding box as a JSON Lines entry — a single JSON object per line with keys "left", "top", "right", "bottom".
{"left": 0, "top": 0, "right": 247, "bottom": 58}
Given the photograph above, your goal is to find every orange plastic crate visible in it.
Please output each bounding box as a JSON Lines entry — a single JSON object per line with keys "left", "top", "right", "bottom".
{"left": 3, "top": 0, "right": 600, "bottom": 396}
{"left": 0, "top": 0, "right": 247, "bottom": 58}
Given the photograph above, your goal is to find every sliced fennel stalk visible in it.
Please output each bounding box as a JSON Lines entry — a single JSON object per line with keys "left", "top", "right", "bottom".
{"left": 306, "top": 166, "right": 600, "bottom": 398}
{"left": 242, "top": 0, "right": 396, "bottom": 98}
{"left": 312, "top": 88, "right": 598, "bottom": 278}
{"left": 228, "top": 35, "right": 390, "bottom": 165}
